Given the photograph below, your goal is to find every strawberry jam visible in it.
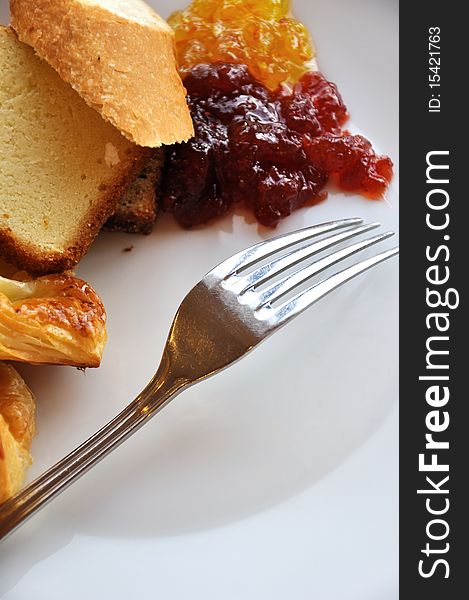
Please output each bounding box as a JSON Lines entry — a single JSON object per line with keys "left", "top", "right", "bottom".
{"left": 162, "top": 63, "right": 393, "bottom": 228}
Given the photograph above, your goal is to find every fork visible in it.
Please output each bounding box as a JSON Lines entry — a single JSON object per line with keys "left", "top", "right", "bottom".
{"left": 0, "top": 217, "right": 398, "bottom": 540}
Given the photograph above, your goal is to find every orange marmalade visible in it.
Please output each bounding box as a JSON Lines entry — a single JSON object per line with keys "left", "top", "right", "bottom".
{"left": 168, "top": 0, "right": 315, "bottom": 90}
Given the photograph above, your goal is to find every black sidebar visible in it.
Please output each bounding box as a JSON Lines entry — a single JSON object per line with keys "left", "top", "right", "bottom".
{"left": 400, "top": 1, "right": 466, "bottom": 597}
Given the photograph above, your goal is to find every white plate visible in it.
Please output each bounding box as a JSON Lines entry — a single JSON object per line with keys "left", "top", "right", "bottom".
{"left": 0, "top": 1, "right": 398, "bottom": 598}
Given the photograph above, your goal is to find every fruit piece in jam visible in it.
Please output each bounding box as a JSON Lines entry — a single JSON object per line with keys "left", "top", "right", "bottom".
{"left": 161, "top": 63, "right": 393, "bottom": 228}
{"left": 168, "top": 0, "right": 315, "bottom": 90}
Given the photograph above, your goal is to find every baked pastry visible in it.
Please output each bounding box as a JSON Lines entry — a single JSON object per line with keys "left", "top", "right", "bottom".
{"left": 10, "top": 0, "right": 195, "bottom": 147}
{"left": 0, "top": 272, "right": 107, "bottom": 368}
{"left": 0, "top": 363, "right": 35, "bottom": 503}
{"left": 105, "top": 149, "right": 165, "bottom": 234}
{"left": 0, "top": 26, "right": 150, "bottom": 276}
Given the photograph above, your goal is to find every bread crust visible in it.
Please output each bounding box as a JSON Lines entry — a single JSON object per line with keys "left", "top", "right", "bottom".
{"left": 0, "top": 147, "right": 152, "bottom": 276}
{"left": 10, "top": 0, "right": 195, "bottom": 148}
{"left": 105, "top": 149, "right": 164, "bottom": 234}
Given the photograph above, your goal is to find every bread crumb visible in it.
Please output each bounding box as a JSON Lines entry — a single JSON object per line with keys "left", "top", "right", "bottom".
{"left": 105, "top": 143, "right": 120, "bottom": 167}
{"left": 122, "top": 246, "right": 134, "bottom": 253}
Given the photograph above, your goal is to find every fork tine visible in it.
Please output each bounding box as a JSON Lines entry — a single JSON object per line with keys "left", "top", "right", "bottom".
{"left": 212, "top": 218, "right": 363, "bottom": 279}
{"left": 232, "top": 222, "right": 381, "bottom": 294}
{"left": 257, "top": 246, "right": 399, "bottom": 326}
{"left": 252, "top": 231, "right": 395, "bottom": 309}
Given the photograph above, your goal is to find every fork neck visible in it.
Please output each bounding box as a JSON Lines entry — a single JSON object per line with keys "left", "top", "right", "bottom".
{"left": 136, "top": 348, "right": 191, "bottom": 417}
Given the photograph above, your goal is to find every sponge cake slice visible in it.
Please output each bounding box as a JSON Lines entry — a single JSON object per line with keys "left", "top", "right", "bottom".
{"left": 0, "top": 26, "right": 150, "bottom": 275}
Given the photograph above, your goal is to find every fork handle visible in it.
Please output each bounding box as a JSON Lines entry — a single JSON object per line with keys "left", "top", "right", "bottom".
{"left": 0, "top": 357, "right": 188, "bottom": 541}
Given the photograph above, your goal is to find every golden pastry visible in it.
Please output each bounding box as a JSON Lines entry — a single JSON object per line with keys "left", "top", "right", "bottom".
{"left": 0, "top": 273, "right": 107, "bottom": 367}
{"left": 0, "top": 363, "right": 35, "bottom": 503}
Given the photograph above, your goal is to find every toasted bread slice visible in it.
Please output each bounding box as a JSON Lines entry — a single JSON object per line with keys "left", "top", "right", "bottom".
{"left": 11, "top": 0, "right": 194, "bottom": 147}
{"left": 105, "top": 149, "right": 164, "bottom": 234}
{"left": 0, "top": 26, "right": 150, "bottom": 275}
{"left": 0, "top": 363, "right": 35, "bottom": 502}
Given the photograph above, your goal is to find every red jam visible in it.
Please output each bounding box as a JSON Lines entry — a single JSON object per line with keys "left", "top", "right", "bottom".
{"left": 161, "top": 63, "right": 393, "bottom": 228}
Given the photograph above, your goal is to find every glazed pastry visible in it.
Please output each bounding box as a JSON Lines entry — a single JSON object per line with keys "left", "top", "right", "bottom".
{"left": 0, "top": 363, "right": 35, "bottom": 502}
{"left": 0, "top": 273, "right": 107, "bottom": 367}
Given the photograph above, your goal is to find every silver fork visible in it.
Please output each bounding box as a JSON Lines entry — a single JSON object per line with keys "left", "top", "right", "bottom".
{"left": 0, "top": 218, "right": 398, "bottom": 540}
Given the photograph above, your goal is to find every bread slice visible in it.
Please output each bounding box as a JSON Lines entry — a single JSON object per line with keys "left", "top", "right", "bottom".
{"left": 10, "top": 0, "right": 195, "bottom": 148}
{"left": 0, "top": 26, "right": 150, "bottom": 276}
{"left": 105, "top": 149, "right": 164, "bottom": 234}
{"left": 0, "top": 363, "right": 35, "bottom": 502}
